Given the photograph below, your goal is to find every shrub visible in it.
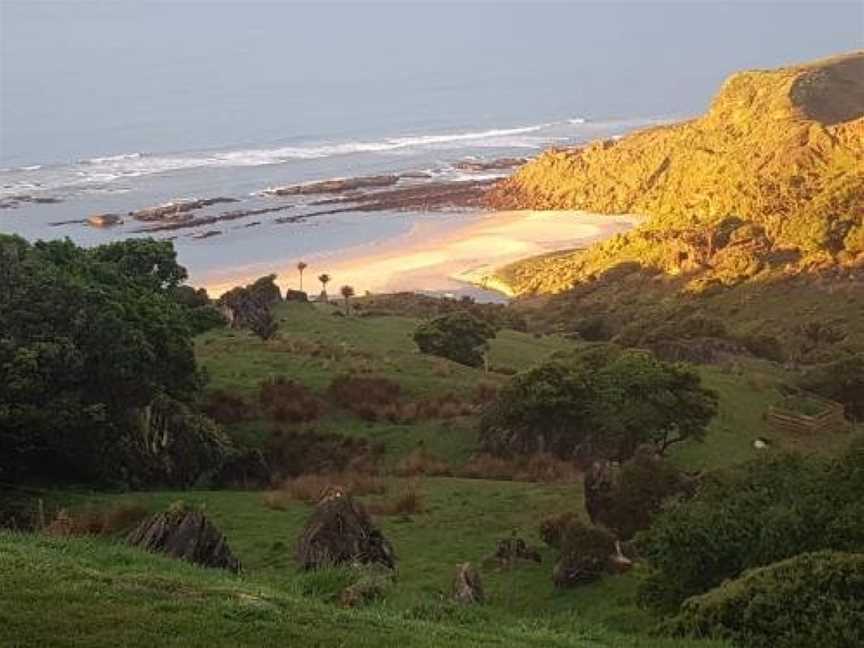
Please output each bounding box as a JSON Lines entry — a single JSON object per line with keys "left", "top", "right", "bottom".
{"left": 259, "top": 377, "right": 322, "bottom": 423}
{"left": 553, "top": 521, "right": 617, "bottom": 588}
{"left": 539, "top": 512, "right": 580, "bottom": 549}
{"left": 265, "top": 428, "right": 376, "bottom": 477}
{"left": 585, "top": 447, "right": 689, "bottom": 541}
{"left": 203, "top": 389, "right": 256, "bottom": 424}
{"left": 637, "top": 448, "right": 864, "bottom": 612}
{"left": 798, "top": 353, "right": 864, "bottom": 421}
{"left": 327, "top": 374, "right": 403, "bottom": 420}
{"left": 665, "top": 551, "right": 864, "bottom": 648}
{"left": 413, "top": 312, "right": 497, "bottom": 368}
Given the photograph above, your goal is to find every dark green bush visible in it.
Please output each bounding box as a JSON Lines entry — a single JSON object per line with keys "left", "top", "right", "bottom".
{"left": 798, "top": 353, "right": 864, "bottom": 421}
{"left": 665, "top": 551, "right": 864, "bottom": 648}
{"left": 413, "top": 312, "right": 497, "bottom": 367}
{"left": 553, "top": 521, "right": 616, "bottom": 588}
{"left": 637, "top": 446, "right": 864, "bottom": 612}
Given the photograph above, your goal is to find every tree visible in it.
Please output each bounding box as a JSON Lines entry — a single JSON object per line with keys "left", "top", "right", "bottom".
{"left": 413, "top": 312, "right": 496, "bottom": 368}
{"left": 798, "top": 353, "right": 864, "bottom": 421}
{"left": 0, "top": 234, "right": 229, "bottom": 486}
{"left": 340, "top": 285, "right": 355, "bottom": 315}
{"left": 297, "top": 261, "right": 308, "bottom": 292}
{"left": 318, "top": 274, "right": 331, "bottom": 301}
{"left": 479, "top": 346, "right": 717, "bottom": 463}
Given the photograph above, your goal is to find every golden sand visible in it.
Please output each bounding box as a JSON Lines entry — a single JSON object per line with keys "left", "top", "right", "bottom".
{"left": 201, "top": 210, "right": 641, "bottom": 298}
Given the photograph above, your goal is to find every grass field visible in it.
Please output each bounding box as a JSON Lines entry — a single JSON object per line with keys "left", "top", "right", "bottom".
{"left": 0, "top": 531, "right": 731, "bottom": 648}
{"left": 5, "top": 299, "right": 856, "bottom": 647}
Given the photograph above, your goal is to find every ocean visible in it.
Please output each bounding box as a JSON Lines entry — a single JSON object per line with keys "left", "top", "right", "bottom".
{"left": 1, "top": 1, "right": 859, "bottom": 288}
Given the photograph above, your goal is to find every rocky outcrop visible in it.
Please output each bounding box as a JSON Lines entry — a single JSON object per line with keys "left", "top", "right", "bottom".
{"left": 131, "top": 197, "right": 237, "bottom": 222}
{"left": 451, "top": 562, "right": 485, "bottom": 604}
{"left": 266, "top": 175, "right": 400, "bottom": 196}
{"left": 87, "top": 213, "right": 123, "bottom": 227}
{"left": 127, "top": 503, "right": 241, "bottom": 572}
{"left": 454, "top": 157, "right": 527, "bottom": 172}
{"left": 295, "top": 490, "right": 396, "bottom": 571}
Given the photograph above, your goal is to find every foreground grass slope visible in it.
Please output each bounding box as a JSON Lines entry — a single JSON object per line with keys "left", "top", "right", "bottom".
{"left": 0, "top": 533, "right": 728, "bottom": 648}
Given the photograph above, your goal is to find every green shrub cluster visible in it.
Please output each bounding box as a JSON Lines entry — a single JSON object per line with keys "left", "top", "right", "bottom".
{"left": 637, "top": 442, "right": 864, "bottom": 612}
{"left": 665, "top": 551, "right": 864, "bottom": 648}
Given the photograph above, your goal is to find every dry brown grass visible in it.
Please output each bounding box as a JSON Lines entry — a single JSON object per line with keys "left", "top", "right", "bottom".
{"left": 259, "top": 376, "right": 323, "bottom": 423}
{"left": 366, "top": 483, "right": 426, "bottom": 516}
{"left": 262, "top": 472, "right": 388, "bottom": 508}
{"left": 394, "top": 448, "right": 452, "bottom": 477}
{"left": 458, "top": 453, "right": 580, "bottom": 483}
{"left": 43, "top": 503, "right": 149, "bottom": 537}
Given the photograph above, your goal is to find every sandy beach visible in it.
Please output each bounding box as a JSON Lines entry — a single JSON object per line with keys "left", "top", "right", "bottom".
{"left": 201, "top": 210, "right": 641, "bottom": 300}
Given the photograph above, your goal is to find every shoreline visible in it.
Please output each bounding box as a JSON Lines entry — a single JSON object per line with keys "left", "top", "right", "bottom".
{"left": 199, "top": 209, "right": 641, "bottom": 300}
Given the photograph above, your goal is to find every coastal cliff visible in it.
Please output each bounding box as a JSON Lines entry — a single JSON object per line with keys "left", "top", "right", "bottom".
{"left": 489, "top": 52, "right": 864, "bottom": 363}
{"left": 490, "top": 52, "right": 864, "bottom": 265}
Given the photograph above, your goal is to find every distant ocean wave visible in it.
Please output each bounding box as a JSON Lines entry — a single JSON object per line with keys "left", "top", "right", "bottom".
{"left": 0, "top": 116, "right": 663, "bottom": 199}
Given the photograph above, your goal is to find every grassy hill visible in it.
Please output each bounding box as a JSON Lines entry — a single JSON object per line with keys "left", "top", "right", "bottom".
{"left": 0, "top": 531, "right": 730, "bottom": 648}
{"left": 485, "top": 53, "right": 864, "bottom": 363}
{"left": 6, "top": 300, "right": 856, "bottom": 646}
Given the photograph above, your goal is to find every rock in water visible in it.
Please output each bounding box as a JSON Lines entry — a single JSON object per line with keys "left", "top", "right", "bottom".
{"left": 295, "top": 490, "right": 396, "bottom": 571}
{"left": 127, "top": 504, "right": 241, "bottom": 573}
{"left": 451, "top": 562, "right": 485, "bottom": 605}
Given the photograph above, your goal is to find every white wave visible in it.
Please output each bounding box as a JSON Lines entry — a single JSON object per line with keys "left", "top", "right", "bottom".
{"left": 0, "top": 117, "right": 667, "bottom": 199}
{"left": 83, "top": 152, "right": 144, "bottom": 164}
{"left": 20, "top": 164, "right": 43, "bottom": 171}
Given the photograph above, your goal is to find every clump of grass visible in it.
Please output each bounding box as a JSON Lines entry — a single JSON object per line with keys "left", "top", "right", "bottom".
{"left": 328, "top": 374, "right": 403, "bottom": 421}
{"left": 43, "top": 503, "right": 149, "bottom": 537}
{"left": 366, "top": 484, "right": 426, "bottom": 516}
{"left": 458, "top": 453, "right": 579, "bottom": 483}
{"left": 262, "top": 472, "right": 388, "bottom": 508}
{"left": 259, "top": 376, "right": 323, "bottom": 423}
{"left": 395, "top": 448, "right": 452, "bottom": 477}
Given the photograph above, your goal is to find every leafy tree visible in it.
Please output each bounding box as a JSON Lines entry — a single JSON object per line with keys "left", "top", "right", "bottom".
{"left": 798, "top": 353, "right": 864, "bottom": 421}
{"left": 340, "top": 285, "right": 355, "bottom": 315}
{"left": 0, "top": 235, "right": 227, "bottom": 486}
{"left": 480, "top": 347, "right": 717, "bottom": 462}
{"left": 413, "top": 312, "right": 496, "bottom": 368}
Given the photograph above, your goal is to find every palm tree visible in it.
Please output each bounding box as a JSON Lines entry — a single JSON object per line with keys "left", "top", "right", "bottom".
{"left": 340, "top": 285, "right": 355, "bottom": 315}
{"left": 297, "top": 261, "right": 308, "bottom": 292}
{"left": 318, "top": 273, "right": 331, "bottom": 301}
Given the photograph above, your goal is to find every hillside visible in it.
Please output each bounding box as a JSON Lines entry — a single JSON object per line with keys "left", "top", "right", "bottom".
{"left": 486, "top": 52, "right": 864, "bottom": 362}
{"left": 0, "top": 532, "right": 728, "bottom": 648}
{"left": 489, "top": 51, "right": 864, "bottom": 255}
